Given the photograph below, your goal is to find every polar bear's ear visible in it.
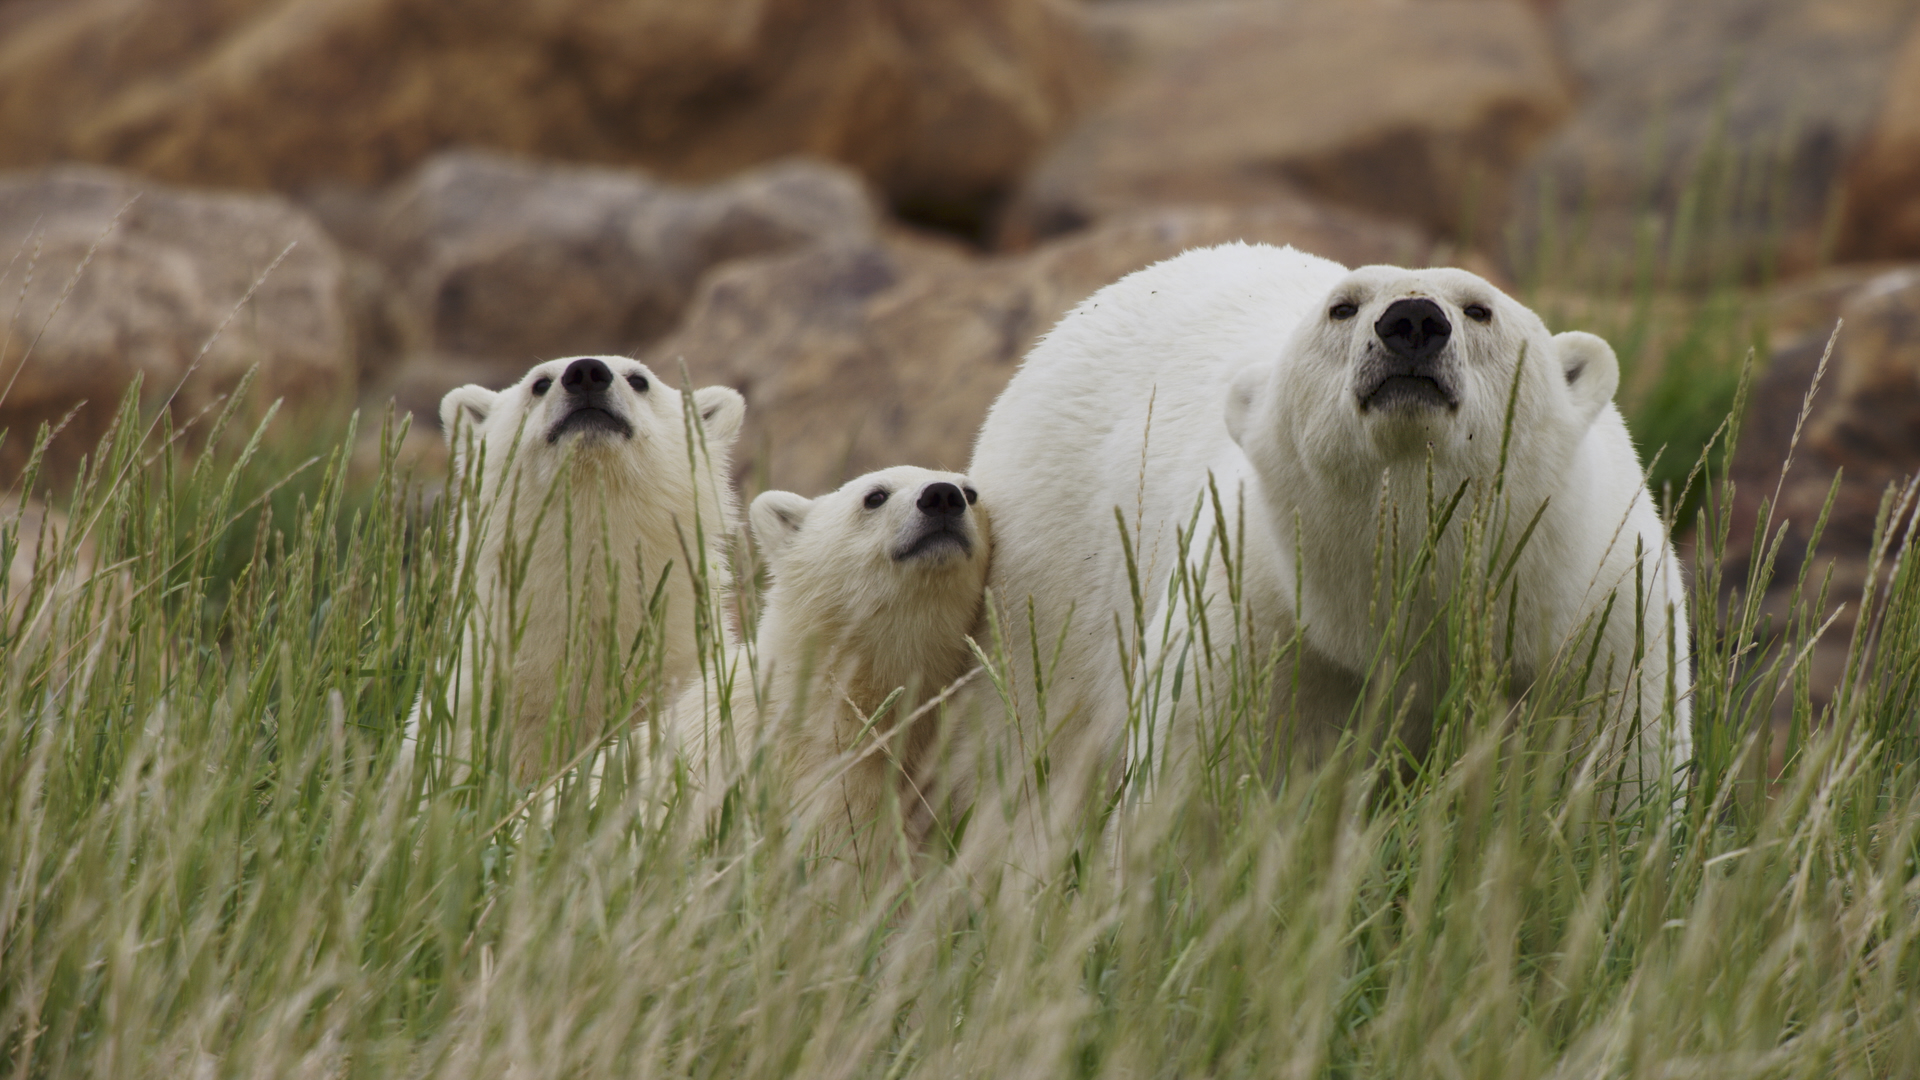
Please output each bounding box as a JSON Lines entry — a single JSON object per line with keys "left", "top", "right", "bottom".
{"left": 439, "top": 385, "right": 498, "bottom": 445}
{"left": 1224, "top": 366, "right": 1264, "bottom": 448}
{"left": 1553, "top": 331, "right": 1620, "bottom": 430}
{"left": 693, "top": 386, "right": 746, "bottom": 447}
{"left": 750, "top": 490, "right": 811, "bottom": 564}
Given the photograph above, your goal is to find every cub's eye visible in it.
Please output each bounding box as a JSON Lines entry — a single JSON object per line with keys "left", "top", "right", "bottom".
{"left": 1463, "top": 303, "right": 1492, "bottom": 323}
{"left": 1329, "top": 302, "right": 1359, "bottom": 321}
{"left": 626, "top": 374, "right": 649, "bottom": 392}
{"left": 863, "top": 489, "right": 889, "bottom": 510}
{"left": 530, "top": 377, "right": 553, "bottom": 396}
{"left": 963, "top": 486, "right": 978, "bottom": 505}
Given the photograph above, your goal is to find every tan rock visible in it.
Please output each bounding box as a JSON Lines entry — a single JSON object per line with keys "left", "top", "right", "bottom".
{"left": 1516, "top": 0, "right": 1919, "bottom": 278}
{"left": 0, "top": 0, "right": 267, "bottom": 170}
{"left": 3, "top": 496, "right": 80, "bottom": 608}
{"left": 1, "top": 495, "right": 112, "bottom": 655}
{"left": 373, "top": 153, "right": 876, "bottom": 370}
{"left": 1002, "top": 0, "right": 1571, "bottom": 249}
{"left": 0, "top": 0, "right": 1097, "bottom": 228}
{"left": 1837, "top": 23, "right": 1920, "bottom": 260}
{"left": 651, "top": 202, "right": 1461, "bottom": 497}
{"left": 0, "top": 167, "right": 356, "bottom": 482}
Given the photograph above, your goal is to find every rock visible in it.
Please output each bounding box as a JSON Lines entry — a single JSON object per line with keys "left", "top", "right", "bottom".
{"left": 1001, "top": 0, "right": 1571, "bottom": 250}
{"left": 1, "top": 495, "right": 106, "bottom": 645}
{"left": 0, "top": 167, "right": 356, "bottom": 482}
{"left": 372, "top": 153, "right": 876, "bottom": 372}
{"left": 1708, "top": 265, "right": 1920, "bottom": 728}
{"left": 1728, "top": 267, "right": 1920, "bottom": 575}
{"left": 0, "top": 0, "right": 264, "bottom": 173}
{"left": 1836, "top": 23, "right": 1920, "bottom": 260}
{"left": 651, "top": 203, "right": 1469, "bottom": 497}
{"left": 3, "top": 496, "right": 79, "bottom": 604}
{"left": 0, "top": 0, "right": 1097, "bottom": 232}
{"left": 1514, "top": 0, "right": 1920, "bottom": 279}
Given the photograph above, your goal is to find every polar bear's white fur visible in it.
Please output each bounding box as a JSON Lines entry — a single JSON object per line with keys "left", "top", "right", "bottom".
{"left": 414, "top": 354, "right": 744, "bottom": 784}
{"left": 969, "top": 243, "right": 1690, "bottom": 803}
{"left": 667, "top": 466, "right": 990, "bottom": 846}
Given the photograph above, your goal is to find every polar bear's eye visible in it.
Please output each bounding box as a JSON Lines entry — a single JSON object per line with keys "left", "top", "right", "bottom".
{"left": 531, "top": 377, "right": 553, "bottom": 396}
{"left": 963, "top": 487, "right": 978, "bottom": 505}
{"left": 626, "top": 374, "right": 649, "bottom": 392}
{"left": 1463, "top": 303, "right": 1492, "bottom": 323}
{"left": 863, "top": 489, "right": 889, "bottom": 510}
{"left": 1329, "top": 302, "right": 1358, "bottom": 321}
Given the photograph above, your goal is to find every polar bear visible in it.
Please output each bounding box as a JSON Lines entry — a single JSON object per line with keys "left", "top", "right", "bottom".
{"left": 412, "top": 354, "right": 744, "bottom": 785}
{"left": 968, "top": 243, "right": 1690, "bottom": 809}
{"left": 666, "top": 466, "right": 990, "bottom": 850}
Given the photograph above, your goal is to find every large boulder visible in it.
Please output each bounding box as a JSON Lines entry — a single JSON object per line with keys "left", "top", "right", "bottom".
{"left": 1718, "top": 266, "right": 1920, "bottom": 725}
{"left": 1514, "top": 0, "right": 1920, "bottom": 278}
{"left": 373, "top": 152, "right": 876, "bottom": 370}
{"left": 1728, "top": 267, "right": 1920, "bottom": 574}
{"left": 0, "top": 167, "right": 355, "bottom": 482}
{"left": 0, "top": 0, "right": 1097, "bottom": 230}
{"left": 0, "top": 0, "right": 266, "bottom": 172}
{"left": 650, "top": 202, "right": 1457, "bottom": 496}
{"left": 1836, "top": 23, "right": 1920, "bottom": 260}
{"left": 1000, "top": 0, "right": 1571, "bottom": 249}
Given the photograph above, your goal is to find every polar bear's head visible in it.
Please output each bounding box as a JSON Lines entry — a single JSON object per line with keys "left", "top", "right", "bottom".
{"left": 1229, "top": 267, "right": 1620, "bottom": 483}
{"left": 749, "top": 466, "right": 990, "bottom": 641}
{"left": 439, "top": 355, "right": 745, "bottom": 488}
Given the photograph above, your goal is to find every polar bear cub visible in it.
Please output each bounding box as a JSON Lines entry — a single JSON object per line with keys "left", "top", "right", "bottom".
{"left": 969, "top": 243, "right": 1689, "bottom": 803}
{"left": 668, "top": 466, "right": 991, "bottom": 843}
{"left": 414, "top": 354, "right": 744, "bottom": 784}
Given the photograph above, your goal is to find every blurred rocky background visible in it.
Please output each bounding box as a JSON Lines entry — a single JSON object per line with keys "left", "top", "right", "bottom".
{"left": 2, "top": 0, "right": 1920, "bottom": 720}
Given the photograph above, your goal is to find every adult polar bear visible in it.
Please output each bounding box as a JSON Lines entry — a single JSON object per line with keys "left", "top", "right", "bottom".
{"left": 418, "top": 355, "right": 744, "bottom": 784}
{"left": 969, "top": 243, "right": 1690, "bottom": 807}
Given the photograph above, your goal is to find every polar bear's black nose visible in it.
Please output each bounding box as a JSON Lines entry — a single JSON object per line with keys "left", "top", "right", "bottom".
{"left": 917, "top": 482, "right": 968, "bottom": 518}
{"left": 561, "top": 357, "right": 614, "bottom": 395}
{"left": 1375, "top": 299, "right": 1451, "bottom": 363}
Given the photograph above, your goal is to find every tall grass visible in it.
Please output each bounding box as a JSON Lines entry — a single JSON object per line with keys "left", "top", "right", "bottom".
{"left": 1, "top": 318, "right": 1918, "bottom": 1078}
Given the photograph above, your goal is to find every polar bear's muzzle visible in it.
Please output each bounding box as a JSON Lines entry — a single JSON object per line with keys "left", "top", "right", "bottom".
{"left": 545, "top": 357, "right": 635, "bottom": 444}
{"left": 893, "top": 481, "right": 976, "bottom": 563}
{"left": 1356, "top": 298, "right": 1460, "bottom": 414}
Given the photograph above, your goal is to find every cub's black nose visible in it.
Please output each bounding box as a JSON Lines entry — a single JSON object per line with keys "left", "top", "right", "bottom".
{"left": 917, "top": 482, "right": 968, "bottom": 518}
{"left": 561, "top": 357, "right": 614, "bottom": 395}
{"left": 1374, "top": 299, "right": 1451, "bottom": 364}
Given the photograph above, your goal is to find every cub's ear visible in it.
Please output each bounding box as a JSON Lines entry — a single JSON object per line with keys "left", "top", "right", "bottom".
{"left": 1553, "top": 331, "right": 1620, "bottom": 430}
{"left": 750, "top": 490, "right": 811, "bottom": 564}
{"left": 1224, "top": 366, "right": 1264, "bottom": 447}
{"left": 439, "top": 385, "right": 499, "bottom": 445}
{"left": 693, "top": 385, "right": 746, "bottom": 447}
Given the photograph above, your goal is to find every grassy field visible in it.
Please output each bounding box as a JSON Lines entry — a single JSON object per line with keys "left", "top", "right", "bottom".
{"left": 4, "top": 176, "right": 1920, "bottom": 1077}
{"left": 1, "top": 329, "right": 1917, "bottom": 1079}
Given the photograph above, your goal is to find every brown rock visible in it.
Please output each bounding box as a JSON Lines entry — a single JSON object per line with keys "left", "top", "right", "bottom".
{"left": 0, "top": 167, "right": 356, "bottom": 482}
{"left": 1515, "top": 0, "right": 1920, "bottom": 278}
{"left": 373, "top": 152, "right": 876, "bottom": 372}
{"left": 1727, "top": 267, "right": 1920, "bottom": 591}
{"left": 1837, "top": 23, "right": 1920, "bottom": 260}
{"left": 652, "top": 203, "right": 1461, "bottom": 497}
{"left": 0, "top": 0, "right": 1097, "bottom": 229}
{"left": 1002, "top": 0, "right": 1571, "bottom": 250}
{"left": 0, "top": 0, "right": 267, "bottom": 170}
{"left": 1720, "top": 270, "right": 1919, "bottom": 728}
